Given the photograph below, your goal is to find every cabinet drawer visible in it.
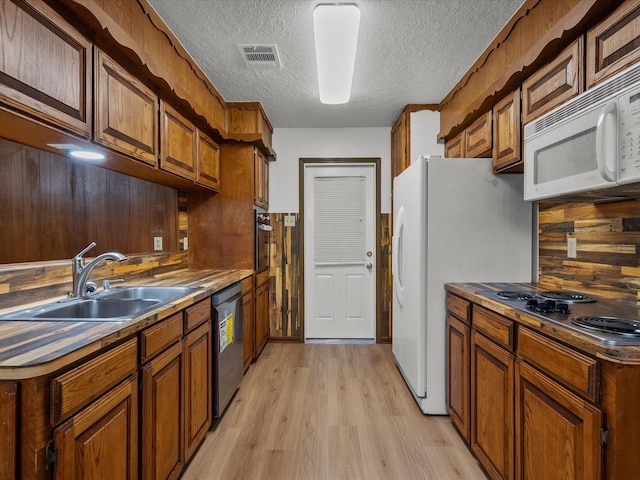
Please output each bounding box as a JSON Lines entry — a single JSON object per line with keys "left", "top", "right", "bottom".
{"left": 518, "top": 327, "right": 599, "bottom": 402}
{"left": 446, "top": 294, "right": 470, "bottom": 324}
{"left": 472, "top": 305, "right": 515, "bottom": 350}
{"left": 256, "top": 269, "right": 269, "bottom": 287}
{"left": 241, "top": 275, "right": 254, "bottom": 295}
{"left": 185, "top": 297, "right": 211, "bottom": 333}
{"left": 51, "top": 338, "right": 137, "bottom": 425}
{"left": 140, "top": 312, "right": 183, "bottom": 363}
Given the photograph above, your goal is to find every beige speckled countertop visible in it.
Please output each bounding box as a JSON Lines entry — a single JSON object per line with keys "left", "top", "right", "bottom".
{"left": 0, "top": 268, "right": 252, "bottom": 379}
{"left": 447, "top": 282, "right": 640, "bottom": 365}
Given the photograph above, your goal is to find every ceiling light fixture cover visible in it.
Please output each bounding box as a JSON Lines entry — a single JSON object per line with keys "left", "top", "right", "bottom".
{"left": 313, "top": 4, "right": 360, "bottom": 105}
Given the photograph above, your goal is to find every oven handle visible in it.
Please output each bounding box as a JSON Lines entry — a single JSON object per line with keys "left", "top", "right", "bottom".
{"left": 257, "top": 224, "right": 273, "bottom": 231}
{"left": 596, "top": 100, "right": 617, "bottom": 182}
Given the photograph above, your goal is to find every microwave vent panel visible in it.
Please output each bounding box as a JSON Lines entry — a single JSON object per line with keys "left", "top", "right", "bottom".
{"left": 237, "top": 44, "right": 282, "bottom": 68}
{"left": 525, "top": 62, "right": 640, "bottom": 137}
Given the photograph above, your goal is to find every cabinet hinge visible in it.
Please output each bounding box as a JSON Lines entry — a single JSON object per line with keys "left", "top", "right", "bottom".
{"left": 601, "top": 426, "right": 610, "bottom": 446}
{"left": 46, "top": 441, "right": 58, "bottom": 469}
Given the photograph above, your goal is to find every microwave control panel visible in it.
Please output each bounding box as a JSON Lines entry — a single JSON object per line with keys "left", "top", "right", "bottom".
{"left": 618, "top": 87, "right": 640, "bottom": 182}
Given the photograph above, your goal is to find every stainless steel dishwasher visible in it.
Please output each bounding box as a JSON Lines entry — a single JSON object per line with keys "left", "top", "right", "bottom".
{"left": 212, "top": 282, "right": 244, "bottom": 417}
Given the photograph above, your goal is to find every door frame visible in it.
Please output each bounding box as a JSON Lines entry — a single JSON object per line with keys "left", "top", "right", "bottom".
{"left": 298, "top": 158, "right": 382, "bottom": 343}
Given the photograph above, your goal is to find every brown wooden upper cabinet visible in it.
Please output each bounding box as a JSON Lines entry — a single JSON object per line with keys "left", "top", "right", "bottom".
{"left": 196, "top": 130, "right": 220, "bottom": 191}
{"left": 522, "top": 38, "right": 583, "bottom": 124}
{"left": 587, "top": 0, "right": 640, "bottom": 88}
{"left": 0, "top": 0, "right": 91, "bottom": 137}
{"left": 391, "top": 110, "right": 410, "bottom": 176}
{"left": 464, "top": 111, "right": 492, "bottom": 158}
{"left": 492, "top": 88, "right": 522, "bottom": 173}
{"left": 161, "top": 101, "right": 197, "bottom": 180}
{"left": 254, "top": 148, "right": 269, "bottom": 209}
{"left": 94, "top": 48, "right": 159, "bottom": 166}
{"left": 445, "top": 131, "right": 464, "bottom": 158}
{"left": 227, "top": 103, "right": 274, "bottom": 152}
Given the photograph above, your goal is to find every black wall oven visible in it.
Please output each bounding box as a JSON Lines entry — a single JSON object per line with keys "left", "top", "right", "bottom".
{"left": 255, "top": 208, "right": 271, "bottom": 271}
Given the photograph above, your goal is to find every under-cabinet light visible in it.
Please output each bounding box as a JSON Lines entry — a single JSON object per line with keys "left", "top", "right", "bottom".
{"left": 69, "top": 150, "right": 106, "bottom": 161}
{"left": 313, "top": 4, "right": 360, "bottom": 105}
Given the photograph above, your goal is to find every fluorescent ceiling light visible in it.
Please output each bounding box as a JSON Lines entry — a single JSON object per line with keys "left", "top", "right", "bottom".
{"left": 313, "top": 4, "right": 360, "bottom": 105}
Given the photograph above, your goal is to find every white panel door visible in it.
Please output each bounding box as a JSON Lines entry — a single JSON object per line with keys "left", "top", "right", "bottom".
{"left": 304, "top": 164, "right": 375, "bottom": 340}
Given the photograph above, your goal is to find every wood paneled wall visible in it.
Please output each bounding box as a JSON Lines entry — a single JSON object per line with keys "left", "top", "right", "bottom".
{"left": 539, "top": 200, "right": 640, "bottom": 303}
{"left": 0, "top": 138, "right": 180, "bottom": 263}
{"left": 268, "top": 213, "right": 392, "bottom": 341}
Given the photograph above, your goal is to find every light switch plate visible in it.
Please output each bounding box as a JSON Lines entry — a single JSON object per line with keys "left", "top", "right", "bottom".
{"left": 567, "top": 237, "right": 577, "bottom": 258}
{"left": 154, "top": 236, "right": 163, "bottom": 251}
{"left": 183, "top": 237, "right": 189, "bottom": 250}
{"left": 284, "top": 215, "right": 296, "bottom": 227}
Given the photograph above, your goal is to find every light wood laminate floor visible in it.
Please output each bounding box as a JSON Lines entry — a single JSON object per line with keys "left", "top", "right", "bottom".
{"left": 182, "top": 343, "right": 487, "bottom": 480}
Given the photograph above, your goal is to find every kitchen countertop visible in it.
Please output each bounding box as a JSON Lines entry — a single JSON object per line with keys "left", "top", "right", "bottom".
{"left": 0, "top": 268, "right": 253, "bottom": 379}
{"left": 447, "top": 282, "right": 640, "bottom": 365}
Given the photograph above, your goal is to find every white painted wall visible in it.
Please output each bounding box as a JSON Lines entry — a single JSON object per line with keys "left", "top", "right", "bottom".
{"left": 270, "top": 127, "right": 392, "bottom": 213}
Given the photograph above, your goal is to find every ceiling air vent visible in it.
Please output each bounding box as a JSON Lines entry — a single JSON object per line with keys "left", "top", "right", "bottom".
{"left": 237, "top": 44, "right": 281, "bottom": 68}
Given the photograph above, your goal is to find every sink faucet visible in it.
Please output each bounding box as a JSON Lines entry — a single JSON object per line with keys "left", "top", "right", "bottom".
{"left": 72, "top": 243, "right": 127, "bottom": 297}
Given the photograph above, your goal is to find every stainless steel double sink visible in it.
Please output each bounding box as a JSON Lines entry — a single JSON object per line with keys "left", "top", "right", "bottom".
{"left": 0, "top": 286, "right": 199, "bottom": 322}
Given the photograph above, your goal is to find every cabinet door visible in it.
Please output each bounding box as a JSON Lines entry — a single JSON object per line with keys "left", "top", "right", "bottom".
{"left": 0, "top": 0, "right": 91, "bottom": 137}
{"left": 391, "top": 110, "right": 409, "bottom": 177}
{"left": 161, "top": 102, "right": 196, "bottom": 180}
{"left": 94, "top": 48, "right": 159, "bottom": 166}
{"left": 254, "top": 148, "right": 269, "bottom": 208}
{"left": 464, "top": 111, "right": 492, "bottom": 158}
{"left": 141, "top": 342, "right": 184, "bottom": 480}
{"left": 515, "top": 361, "right": 602, "bottom": 480}
{"left": 522, "top": 38, "right": 583, "bottom": 124}
{"left": 0, "top": 382, "right": 17, "bottom": 480}
{"left": 184, "top": 322, "right": 212, "bottom": 460}
{"left": 471, "top": 331, "right": 515, "bottom": 480}
{"left": 196, "top": 130, "right": 220, "bottom": 191}
{"left": 587, "top": 0, "right": 640, "bottom": 88}
{"left": 243, "top": 289, "right": 255, "bottom": 370}
{"left": 53, "top": 375, "right": 139, "bottom": 480}
{"left": 254, "top": 275, "right": 270, "bottom": 358}
{"left": 493, "top": 88, "right": 522, "bottom": 173}
{"left": 445, "top": 130, "right": 465, "bottom": 158}
{"left": 447, "top": 314, "right": 470, "bottom": 442}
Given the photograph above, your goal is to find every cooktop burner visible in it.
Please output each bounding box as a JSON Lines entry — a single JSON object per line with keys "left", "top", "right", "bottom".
{"left": 537, "top": 291, "right": 595, "bottom": 303}
{"left": 495, "top": 291, "right": 536, "bottom": 301}
{"left": 572, "top": 316, "right": 640, "bottom": 336}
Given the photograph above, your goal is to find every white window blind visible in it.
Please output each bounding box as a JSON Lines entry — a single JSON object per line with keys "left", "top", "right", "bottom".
{"left": 314, "top": 175, "right": 365, "bottom": 264}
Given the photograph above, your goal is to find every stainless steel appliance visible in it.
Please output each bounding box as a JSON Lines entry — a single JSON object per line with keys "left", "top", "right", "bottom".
{"left": 255, "top": 208, "right": 271, "bottom": 271}
{"left": 212, "top": 282, "right": 244, "bottom": 417}
{"left": 477, "top": 289, "right": 640, "bottom": 346}
{"left": 524, "top": 61, "right": 640, "bottom": 201}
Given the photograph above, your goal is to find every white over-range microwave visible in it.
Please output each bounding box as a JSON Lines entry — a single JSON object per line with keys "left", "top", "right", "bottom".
{"left": 524, "top": 61, "right": 640, "bottom": 201}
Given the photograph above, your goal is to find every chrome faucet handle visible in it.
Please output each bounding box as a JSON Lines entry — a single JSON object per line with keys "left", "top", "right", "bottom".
{"left": 103, "top": 279, "right": 125, "bottom": 290}
{"left": 72, "top": 242, "right": 97, "bottom": 270}
{"left": 85, "top": 281, "right": 98, "bottom": 294}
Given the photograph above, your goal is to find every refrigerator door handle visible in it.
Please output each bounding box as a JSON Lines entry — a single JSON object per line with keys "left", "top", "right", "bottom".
{"left": 392, "top": 205, "right": 406, "bottom": 307}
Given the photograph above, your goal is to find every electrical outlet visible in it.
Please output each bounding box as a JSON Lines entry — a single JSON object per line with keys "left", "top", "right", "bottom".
{"left": 154, "top": 236, "right": 163, "bottom": 251}
{"left": 567, "top": 237, "right": 577, "bottom": 258}
{"left": 284, "top": 215, "right": 296, "bottom": 227}
{"left": 183, "top": 237, "right": 189, "bottom": 250}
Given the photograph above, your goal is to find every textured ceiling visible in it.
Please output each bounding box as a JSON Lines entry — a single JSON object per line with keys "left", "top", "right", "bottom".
{"left": 147, "top": 0, "right": 525, "bottom": 128}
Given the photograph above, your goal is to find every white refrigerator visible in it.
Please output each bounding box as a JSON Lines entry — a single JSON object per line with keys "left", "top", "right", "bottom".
{"left": 392, "top": 156, "right": 534, "bottom": 414}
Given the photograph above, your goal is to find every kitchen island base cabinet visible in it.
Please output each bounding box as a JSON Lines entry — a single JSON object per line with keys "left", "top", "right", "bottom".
{"left": 53, "top": 374, "right": 139, "bottom": 480}
{"left": 0, "top": 382, "right": 18, "bottom": 480}
{"left": 515, "top": 361, "right": 602, "bottom": 480}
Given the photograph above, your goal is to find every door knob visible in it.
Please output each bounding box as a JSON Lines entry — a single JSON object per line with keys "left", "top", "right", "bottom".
{"left": 366, "top": 262, "right": 373, "bottom": 270}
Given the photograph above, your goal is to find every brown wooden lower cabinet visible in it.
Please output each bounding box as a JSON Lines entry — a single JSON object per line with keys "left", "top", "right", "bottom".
{"left": 141, "top": 341, "right": 184, "bottom": 480}
{"left": 471, "top": 331, "right": 514, "bottom": 480}
{"left": 183, "top": 321, "right": 212, "bottom": 460}
{"left": 254, "top": 269, "right": 270, "bottom": 359}
{"left": 0, "top": 382, "right": 18, "bottom": 480}
{"left": 53, "top": 374, "right": 139, "bottom": 479}
{"left": 242, "top": 275, "right": 255, "bottom": 369}
{"left": 446, "top": 313, "right": 470, "bottom": 442}
{"left": 515, "top": 361, "right": 602, "bottom": 480}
